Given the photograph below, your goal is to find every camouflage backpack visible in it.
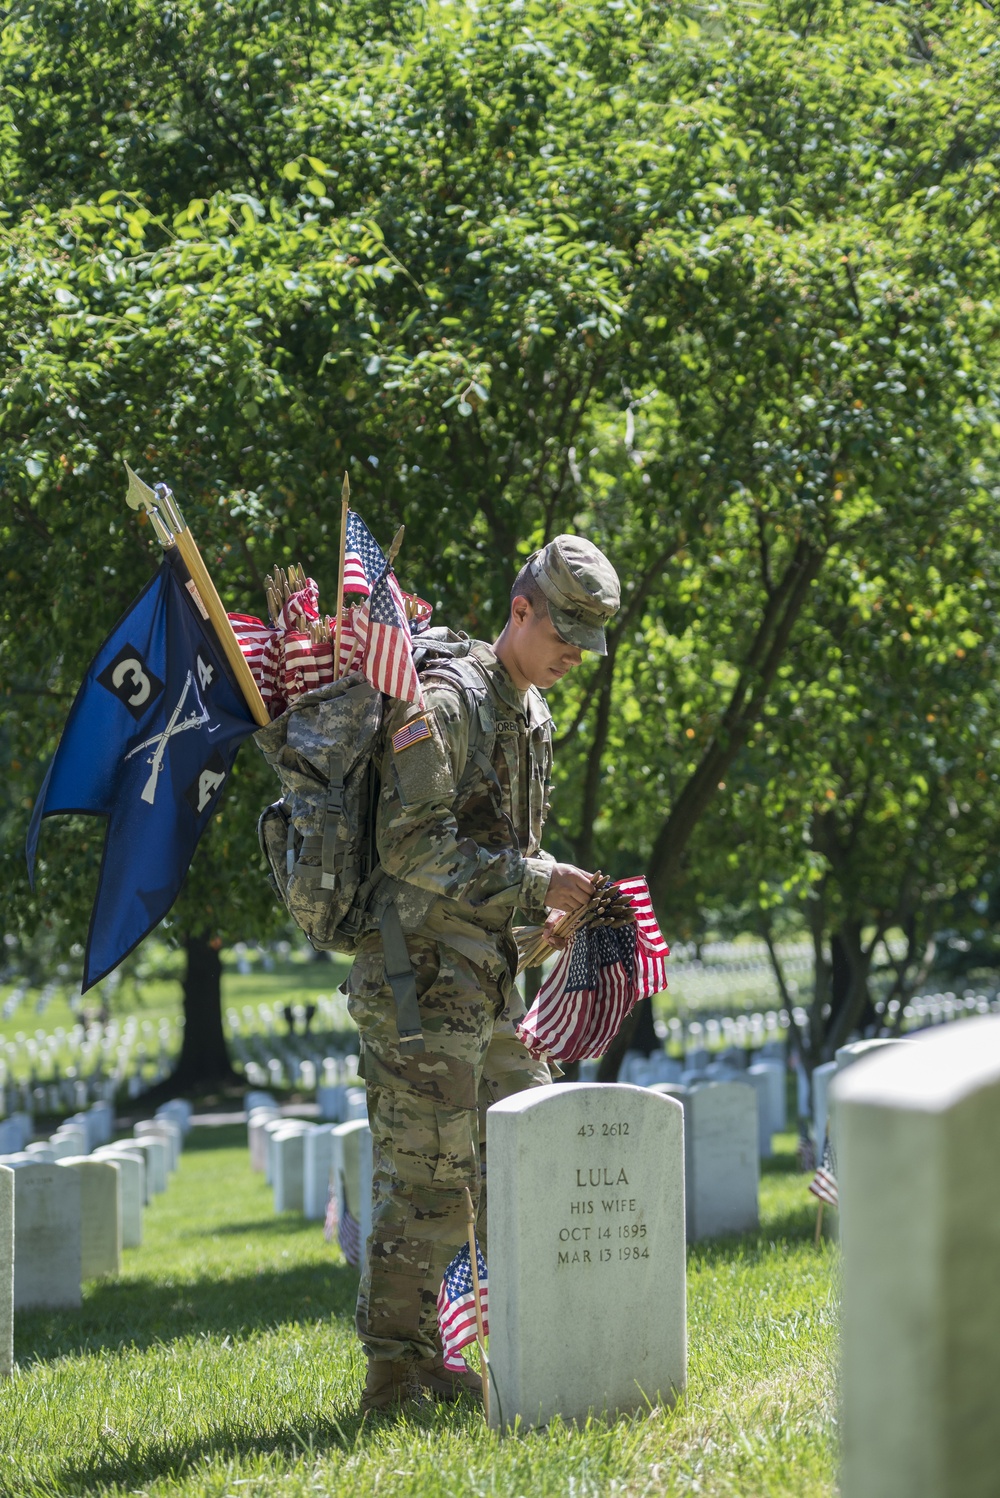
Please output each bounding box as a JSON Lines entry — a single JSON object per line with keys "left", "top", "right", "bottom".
{"left": 255, "top": 633, "right": 499, "bottom": 1050}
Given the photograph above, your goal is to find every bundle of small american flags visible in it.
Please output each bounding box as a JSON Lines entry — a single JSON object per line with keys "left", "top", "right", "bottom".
{"left": 516, "top": 876, "right": 670, "bottom": 1063}
{"left": 228, "top": 510, "right": 431, "bottom": 717}
{"left": 437, "top": 1240, "right": 489, "bottom": 1372}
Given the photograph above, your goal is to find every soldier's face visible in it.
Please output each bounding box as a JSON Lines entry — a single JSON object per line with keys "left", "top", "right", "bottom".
{"left": 513, "top": 600, "right": 584, "bottom": 688}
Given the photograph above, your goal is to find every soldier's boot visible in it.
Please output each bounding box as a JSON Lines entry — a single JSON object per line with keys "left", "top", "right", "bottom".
{"left": 413, "top": 1355, "right": 484, "bottom": 1404}
{"left": 360, "top": 1358, "right": 429, "bottom": 1415}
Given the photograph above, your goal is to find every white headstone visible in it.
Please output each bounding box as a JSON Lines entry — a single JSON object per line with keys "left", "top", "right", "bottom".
{"left": 89, "top": 1101, "right": 115, "bottom": 1145}
{"left": 134, "top": 1120, "right": 180, "bottom": 1172}
{"left": 645, "top": 1053, "right": 683, "bottom": 1085}
{"left": 156, "top": 1100, "right": 192, "bottom": 1135}
{"left": 745, "top": 1060, "right": 784, "bottom": 1138}
{"left": 831, "top": 1039, "right": 914, "bottom": 1165}
{"left": 359, "top": 1122, "right": 374, "bottom": 1254}
{"left": 12, "top": 1163, "right": 82, "bottom": 1310}
{"left": 835, "top": 1018, "right": 1000, "bottom": 1498}
{"left": 247, "top": 1107, "right": 281, "bottom": 1172}
{"left": 272, "top": 1124, "right": 313, "bottom": 1213}
{"left": 23, "top": 1143, "right": 56, "bottom": 1162}
{"left": 835, "top": 1038, "right": 909, "bottom": 1074}
{"left": 703, "top": 1062, "right": 744, "bottom": 1083}
{"left": 486, "top": 1082, "right": 686, "bottom": 1429}
{"left": 743, "top": 1068, "right": 776, "bottom": 1158}
{"left": 344, "top": 1088, "right": 368, "bottom": 1122}
{"left": 264, "top": 1118, "right": 310, "bottom": 1185}
{"left": 92, "top": 1149, "right": 144, "bottom": 1246}
{"left": 684, "top": 1081, "right": 759, "bottom": 1242}
{"left": 68, "top": 1111, "right": 100, "bottom": 1151}
{"left": 51, "top": 1125, "right": 88, "bottom": 1157}
{"left": 332, "top": 1120, "right": 373, "bottom": 1263}
{"left": 617, "top": 1051, "right": 651, "bottom": 1086}
{"left": 316, "top": 1085, "right": 347, "bottom": 1122}
{"left": 811, "top": 1060, "right": 838, "bottom": 1151}
{"left": 0, "top": 1166, "right": 11, "bottom": 1377}
{"left": 303, "top": 1125, "right": 339, "bottom": 1220}
{"left": 129, "top": 1136, "right": 168, "bottom": 1194}
{"left": 58, "top": 1159, "right": 122, "bottom": 1279}
{"left": 244, "top": 1090, "right": 276, "bottom": 1115}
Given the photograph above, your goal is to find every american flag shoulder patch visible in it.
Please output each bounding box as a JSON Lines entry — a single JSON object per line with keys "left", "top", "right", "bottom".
{"left": 392, "top": 715, "right": 432, "bottom": 754}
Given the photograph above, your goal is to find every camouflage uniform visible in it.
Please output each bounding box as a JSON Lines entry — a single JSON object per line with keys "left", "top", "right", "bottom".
{"left": 346, "top": 640, "right": 555, "bottom": 1361}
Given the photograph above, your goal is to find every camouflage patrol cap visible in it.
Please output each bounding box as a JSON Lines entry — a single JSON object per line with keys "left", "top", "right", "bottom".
{"left": 527, "top": 535, "right": 620, "bottom": 655}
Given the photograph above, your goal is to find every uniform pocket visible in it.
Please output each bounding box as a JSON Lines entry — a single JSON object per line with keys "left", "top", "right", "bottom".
{"left": 386, "top": 1096, "right": 477, "bottom": 1190}
{"left": 431, "top": 1106, "right": 479, "bottom": 1188}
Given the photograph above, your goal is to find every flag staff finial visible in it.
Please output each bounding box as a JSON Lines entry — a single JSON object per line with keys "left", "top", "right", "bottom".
{"left": 122, "top": 463, "right": 269, "bottom": 727}
{"left": 333, "top": 472, "right": 350, "bottom": 680}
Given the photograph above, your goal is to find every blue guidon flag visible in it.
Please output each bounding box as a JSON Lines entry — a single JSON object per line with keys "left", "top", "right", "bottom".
{"left": 26, "top": 551, "right": 257, "bottom": 990}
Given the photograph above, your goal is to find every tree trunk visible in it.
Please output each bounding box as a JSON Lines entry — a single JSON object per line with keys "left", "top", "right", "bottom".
{"left": 823, "top": 921, "right": 877, "bottom": 1057}
{"left": 169, "top": 933, "right": 239, "bottom": 1089}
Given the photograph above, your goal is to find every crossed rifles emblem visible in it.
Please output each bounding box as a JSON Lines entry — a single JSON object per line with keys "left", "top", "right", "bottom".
{"left": 124, "top": 670, "right": 212, "bottom": 805}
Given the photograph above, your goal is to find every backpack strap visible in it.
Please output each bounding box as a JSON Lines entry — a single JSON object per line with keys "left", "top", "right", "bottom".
{"left": 320, "top": 747, "right": 345, "bottom": 891}
{"left": 375, "top": 655, "right": 510, "bottom": 1052}
{"left": 379, "top": 902, "right": 425, "bottom": 1053}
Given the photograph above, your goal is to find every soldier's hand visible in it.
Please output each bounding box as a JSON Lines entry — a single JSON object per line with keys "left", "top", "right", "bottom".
{"left": 542, "top": 908, "right": 570, "bottom": 949}
{"left": 545, "top": 862, "right": 594, "bottom": 913}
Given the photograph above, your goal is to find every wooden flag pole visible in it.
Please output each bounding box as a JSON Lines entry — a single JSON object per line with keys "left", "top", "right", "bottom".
{"left": 333, "top": 472, "right": 350, "bottom": 680}
{"left": 814, "top": 1201, "right": 824, "bottom": 1248}
{"left": 462, "top": 1184, "right": 490, "bottom": 1424}
{"left": 124, "top": 464, "right": 269, "bottom": 727}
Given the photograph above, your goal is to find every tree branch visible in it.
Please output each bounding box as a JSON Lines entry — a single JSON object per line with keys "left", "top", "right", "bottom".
{"left": 646, "top": 536, "right": 824, "bottom": 905}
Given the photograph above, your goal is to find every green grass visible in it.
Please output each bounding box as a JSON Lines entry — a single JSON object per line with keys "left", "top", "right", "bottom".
{"left": 0, "top": 1129, "right": 837, "bottom": 1498}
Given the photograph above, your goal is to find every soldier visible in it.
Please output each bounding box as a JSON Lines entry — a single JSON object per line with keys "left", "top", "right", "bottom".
{"left": 346, "top": 535, "right": 620, "bottom": 1412}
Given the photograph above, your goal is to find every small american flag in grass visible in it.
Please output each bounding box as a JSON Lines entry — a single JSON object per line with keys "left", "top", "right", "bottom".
{"left": 338, "top": 1201, "right": 361, "bottom": 1268}
{"left": 325, "top": 1175, "right": 361, "bottom": 1266}
{"left": 437, "top": 1240, "right": 489, "bottom": 1372}
{"left": 809, "top": 1134, "right": 839, "bottom": 1209}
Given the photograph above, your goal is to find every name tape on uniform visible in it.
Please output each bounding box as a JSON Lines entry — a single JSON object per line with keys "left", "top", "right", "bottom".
{"left": 392, "top": 716, "right": 433, "bottom": 754}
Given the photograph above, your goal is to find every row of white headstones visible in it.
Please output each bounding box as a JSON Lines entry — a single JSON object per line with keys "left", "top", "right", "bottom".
{"left": 246, "top": 1089, "right": 374, "bottom": 1258}
{"left": 0, "top": 1099, "right": 192, "bottom": 1378}
{"left": 0, "top": 1014, "right": 178, "bottom": 1105}
{"left": 252, "top": 1019, "right": 1000, "bottom": 1494}
{"left": 249, "top": 1037, "right": 902, "bottom": 1265}
{"left": 1, "top": 1018, "right": 990, "bottom": 1490}
{"left": 249, "top": 1061, "right": 782, "bottom": 1253}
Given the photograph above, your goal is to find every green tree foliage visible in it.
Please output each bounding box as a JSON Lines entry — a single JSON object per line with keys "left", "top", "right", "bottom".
{"left": 2, "top": 0, "right": 999, "bottom": 1080}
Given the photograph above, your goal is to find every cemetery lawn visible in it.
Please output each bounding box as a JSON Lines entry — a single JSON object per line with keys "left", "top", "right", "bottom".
{"left": 1, "top": 1128, "right": 837, "bottom": 1498}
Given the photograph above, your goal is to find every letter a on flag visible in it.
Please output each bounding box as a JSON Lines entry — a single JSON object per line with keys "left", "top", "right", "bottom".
{"left": 26, "top": 552, "right": 257, "bottom": 990}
